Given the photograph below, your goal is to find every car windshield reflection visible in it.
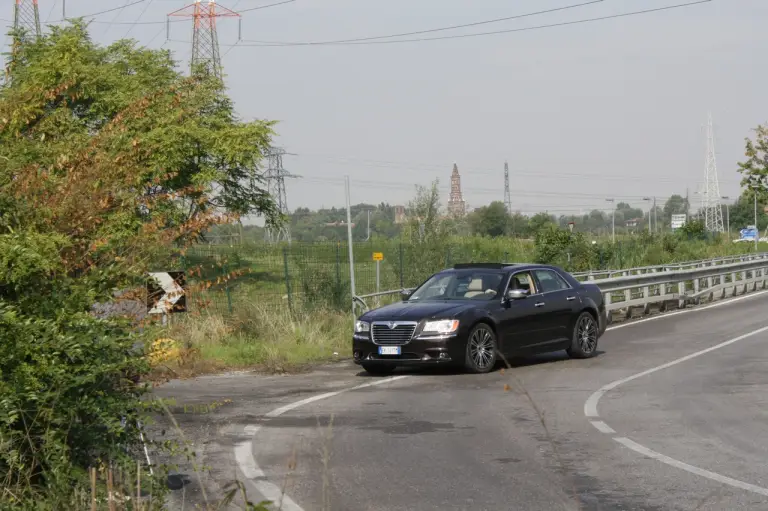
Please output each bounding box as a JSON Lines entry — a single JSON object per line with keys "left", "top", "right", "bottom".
{"left": 408, "top": 271, "right": 504, "bottom": 301}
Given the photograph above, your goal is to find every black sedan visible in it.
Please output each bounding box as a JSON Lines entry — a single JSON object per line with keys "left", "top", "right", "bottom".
{"left": 352, "top": 263, "right": 607, "bottom": 375}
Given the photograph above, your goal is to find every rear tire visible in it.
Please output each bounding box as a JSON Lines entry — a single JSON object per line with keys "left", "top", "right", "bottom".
{"left": 567, "top": 311, "right": 599, "bottom": 359}
{"left": 361, "top": 363, "right": 397, "bottom": 376}
{"left": 464, "top": 323, "right": 498, "bottom": 373}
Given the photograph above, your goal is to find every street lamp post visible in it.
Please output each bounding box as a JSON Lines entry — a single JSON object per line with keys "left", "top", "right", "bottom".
{"left": 643, "top": 197, "right": 652, "bottom": 233}
{"left": 721, "top": 196, "right": 730, "bottom": 240}
{"left": 606, "top": 198, "right": 615, "bottom": 243}
{"left": 755, "top": 190, "right": 759, "bottom": 252}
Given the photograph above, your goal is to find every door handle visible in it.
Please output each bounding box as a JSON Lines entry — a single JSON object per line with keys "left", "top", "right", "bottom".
{"left": 534, "top": 302, "right": 545, "bottom": 307}
{"left": 566, "top": 296, "right": 576, "bottom": 301}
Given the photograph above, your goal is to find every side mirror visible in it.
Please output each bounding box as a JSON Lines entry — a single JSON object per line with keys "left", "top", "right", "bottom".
{"left": 400, "top": 289, "right": 411, "bottom": 301}
{"left": 506, "top": 288, "right": 529, "bottom": 301}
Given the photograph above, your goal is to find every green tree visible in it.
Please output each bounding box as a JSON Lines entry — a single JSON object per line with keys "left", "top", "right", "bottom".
{"left": 663, "top": 194, "right": 689, "bottom": 224}
{"left": 0, "top": 23, "right": 278, "bottom": 505}
{"left": 738, "top": 124, "right": 768, "bottom": 200}
{"left": 469, "top": 201, "right": 509, "bottom": 237}
{"left": 402, "top": 179, "right": 448, "bottom": 244}
{"left": 528, "top": 212, "right": 556, "bottom": 234}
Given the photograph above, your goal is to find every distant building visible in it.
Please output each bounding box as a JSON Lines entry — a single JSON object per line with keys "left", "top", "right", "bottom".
{"left": 447, "top": 163, "right": 466, "bottom": 217}
{"left": 394, "top": 205, "right": 406, "bottom": 224}
{"left": 625, "top": 218, "right": 642, "bottom": 228}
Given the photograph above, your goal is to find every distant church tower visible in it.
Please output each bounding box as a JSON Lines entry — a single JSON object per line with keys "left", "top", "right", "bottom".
{"left": 447, "top": 163, "right": 466, "bottom": 217}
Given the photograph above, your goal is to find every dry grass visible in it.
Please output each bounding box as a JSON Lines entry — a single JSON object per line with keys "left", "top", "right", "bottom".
{"left": 150, "top": 303, "right": 352, "bottom": 379}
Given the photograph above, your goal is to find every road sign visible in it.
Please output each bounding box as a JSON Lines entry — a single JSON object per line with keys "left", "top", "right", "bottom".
{"left": 372, "top": 252, "right": 384, "bottom": 261}
{"left": 671, "top": 214, "right": 687, "bottom": 230}
{"left": 147, "top": 271, "right": 186, "bottom": 314}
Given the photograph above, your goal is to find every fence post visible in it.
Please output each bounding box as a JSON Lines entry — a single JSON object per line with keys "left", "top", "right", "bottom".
{"left": 283, "top": 246, "right": 294, "bottom": 314}
{"left": 223, "top": 261, "right": 233, "bottom": 314}
{"left": 335, "top": 241, "right": 341, "bottom": 293}
{"left": 399, "top": 243, "right": 404, "bottom": 288}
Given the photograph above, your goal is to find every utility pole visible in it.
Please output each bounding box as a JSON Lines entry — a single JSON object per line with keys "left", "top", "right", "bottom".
{"left": 721, "top": 196, "right": 730, "bottom": 239}
{"left": 754, "top": 190, "right": 758, "bottom": 252}
{"left": 503, "top": 161, "right": 512, "bottom": 215}
{"left": 345, "top": 176, "right": 356, "bottom": 318}
{"left": 643, "top": 197, "right": 651, "bottom": 233}
{"left": 653, "top": 197, "right": 657, "bottom": 233}
{"left": 168, "top": 0, "right": 241, "bottom": 80}
{"left": 365, "top": 210, "right": 371, "bottom": 241}
{"left": 606, "top": 198, "right": 615, "bottom": 243}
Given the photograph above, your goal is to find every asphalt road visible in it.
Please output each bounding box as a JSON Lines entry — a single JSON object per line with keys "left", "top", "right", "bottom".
{"left": 154, "top": 291, "right": 768, "bottom": 510}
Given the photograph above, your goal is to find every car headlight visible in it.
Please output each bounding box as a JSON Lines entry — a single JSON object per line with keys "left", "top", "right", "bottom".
{"left": 354, "top": 320, "right": 370, "bottom": 333}
{"left": 422, "top": 319, "right": 460, "bottom": 335}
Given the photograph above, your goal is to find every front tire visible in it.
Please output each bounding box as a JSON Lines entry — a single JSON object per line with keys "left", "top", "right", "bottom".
{"left": 361, "top": 363, "right": 397, "bottom": 376}
{"left": 464, "top": 323, "right": 498, "bottom": 373}
{"left": 567, "top": 312, "right": 599, "bottom": 359}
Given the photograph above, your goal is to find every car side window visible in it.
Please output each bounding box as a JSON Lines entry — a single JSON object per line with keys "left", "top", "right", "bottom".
{"left": 508, "top": 271, "right": 537, "bottom": 295}
{"left": 533, "top": 270, "right": 571, "bottom": 293}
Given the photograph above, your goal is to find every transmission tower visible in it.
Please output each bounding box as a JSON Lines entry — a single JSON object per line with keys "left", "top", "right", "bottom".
{"left": 264, "top": 147, "right": 299, "bottom": 243}
{"left": 703, "top": 112, "right": 725, "bottom": 233}
{"left": 168, "top": 0, "right": 240, "bottom": 80}
{"left": 503, "top": 160, "right": 512, "bottom": 215}
{"left": 13, "top": 0, "right": 41, "bottom": 38}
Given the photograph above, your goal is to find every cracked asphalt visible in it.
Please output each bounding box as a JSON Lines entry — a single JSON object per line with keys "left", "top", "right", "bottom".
{"left": 152, "top": 292, "right": 768, "bottom": 510}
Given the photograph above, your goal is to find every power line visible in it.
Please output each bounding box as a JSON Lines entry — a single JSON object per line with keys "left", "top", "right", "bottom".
{"left": 124, "top": 0, "right": 155, "bottom": 38}
{"left": 244, "top": 0, "right": 602, "bottom": 46}
{"left": 1, "top": 0, "right": 292, "bottom": 26}
{"left": 289, "top": 153, "right": 704, "bottom": 185}
{"left": 237, "top": 1, "right": 713, "bottom": 47}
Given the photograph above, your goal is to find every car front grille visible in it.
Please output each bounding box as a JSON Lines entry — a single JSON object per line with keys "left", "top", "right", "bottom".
{"left": 371, "top": 322, "right": 417, "bottom": 345}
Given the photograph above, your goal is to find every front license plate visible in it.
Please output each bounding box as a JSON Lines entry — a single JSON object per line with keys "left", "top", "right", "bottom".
{"left": 378, "top": 346, "right": 401, "bottom": 355}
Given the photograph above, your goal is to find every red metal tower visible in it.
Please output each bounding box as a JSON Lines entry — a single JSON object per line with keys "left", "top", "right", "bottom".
{"left": 168, "top": 0, "right": 239, "bottom": 80}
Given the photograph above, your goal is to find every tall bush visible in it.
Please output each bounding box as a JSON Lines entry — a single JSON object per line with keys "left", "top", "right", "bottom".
{"left": 0, "top": 22, "right": 278, "bottom": 506}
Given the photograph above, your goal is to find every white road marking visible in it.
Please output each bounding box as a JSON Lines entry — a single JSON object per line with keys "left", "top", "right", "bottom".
{"left": 235, "top": 375, "right": 410, "bottom": 511}
{"left": 234, "top": 286, "right": 768, "bottom": 506}
{"left": 586, "top": 315, "right": 768, "bottom": 496}
{"left": 585, "top": 324, "right": 768, "bottom": 418}
{"left": 614, "top": 437, "right": 768, "bottom": 497}
{"left": 590, "top": 420, "right": 616, "bottom": 434}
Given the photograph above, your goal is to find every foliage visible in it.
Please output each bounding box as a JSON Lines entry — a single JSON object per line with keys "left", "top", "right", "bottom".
{"left": 678, "top": 219, "right": 707, "bottom": 239}
{"left": 0, "top": 23, "right": 277, "bottom": 506}
{"left": 533, "top": 224, "right": 595, "bottom": 271}
{"left": 738, "top": 124, "right": 768, "bottom": 200}
{"left": 468, "top": 201, "right": 509, "bottom": 237}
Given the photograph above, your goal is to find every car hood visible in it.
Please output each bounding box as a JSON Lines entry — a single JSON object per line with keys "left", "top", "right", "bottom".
{"left": 361, "top": 300, "right": 476, "bottom": 321}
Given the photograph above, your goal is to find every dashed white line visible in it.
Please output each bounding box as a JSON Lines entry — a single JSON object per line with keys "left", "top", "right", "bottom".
{"left": 235, "top": 375, "right": 410, "bottom": 511}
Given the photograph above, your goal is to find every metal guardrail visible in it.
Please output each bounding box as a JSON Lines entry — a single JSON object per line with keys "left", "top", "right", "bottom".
{"left": 592, "top": 256, "right": 768, "bottom": 324}
{"left": 571, "top": 252, "right": 768, "bottom": 281}
{"left": 354, "top": 254, "right": 768, "bottom": 318}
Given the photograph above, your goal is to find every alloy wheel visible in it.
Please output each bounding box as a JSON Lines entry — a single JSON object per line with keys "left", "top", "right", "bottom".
{"left": 469, "top": 326, "right": 495, "bottom": 369}
{"left": 577, "top": 315, "right": 598, "bottom": 353}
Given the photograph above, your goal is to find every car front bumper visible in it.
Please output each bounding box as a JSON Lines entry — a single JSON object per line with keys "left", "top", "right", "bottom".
{"left": 352, "top": 333, "right": 463, "bottom": 366}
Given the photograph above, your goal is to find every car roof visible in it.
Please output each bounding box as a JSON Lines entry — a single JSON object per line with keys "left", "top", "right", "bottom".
{"left": 450, "top": 263, "right": 558, "bottom": 271}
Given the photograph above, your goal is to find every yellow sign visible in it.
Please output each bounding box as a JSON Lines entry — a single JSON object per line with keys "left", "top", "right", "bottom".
{"left": 373, "top": 252, "right": 384, "bottom": 261}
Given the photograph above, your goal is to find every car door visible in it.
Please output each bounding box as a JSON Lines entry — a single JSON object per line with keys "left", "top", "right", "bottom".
{"left": 496, "top": 271, "right": 550, "bottom": 354}
{"left": 529, "top": 269, "right": 578, "bottom": 348}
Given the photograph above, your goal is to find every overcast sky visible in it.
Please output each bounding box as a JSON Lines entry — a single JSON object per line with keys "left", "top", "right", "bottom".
{"left": 6, "top": 0, "right": 767, "bottom": 218}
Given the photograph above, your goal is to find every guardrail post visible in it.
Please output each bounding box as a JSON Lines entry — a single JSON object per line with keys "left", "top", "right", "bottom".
{"left": 731, "top": 272, "right": 737, "bottom": 296}
{"left": 678, "top": 280, "right": 686, "bottom": 309}
{"left": 604, "top": 293, "right": 612, "bottom": 325}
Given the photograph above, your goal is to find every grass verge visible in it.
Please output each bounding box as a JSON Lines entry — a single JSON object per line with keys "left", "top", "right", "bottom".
{"left": 150, "top": 303, "right": 353, "bottom": 379}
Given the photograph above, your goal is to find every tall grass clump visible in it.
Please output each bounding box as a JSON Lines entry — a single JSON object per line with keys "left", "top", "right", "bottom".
{"left": 163, "top": 303, "right": 352, "bottom": 375}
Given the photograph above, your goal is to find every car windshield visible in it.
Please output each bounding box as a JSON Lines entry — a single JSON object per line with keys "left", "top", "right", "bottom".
{"left": 408, "top": 270, "right": 505, "bottom": 301}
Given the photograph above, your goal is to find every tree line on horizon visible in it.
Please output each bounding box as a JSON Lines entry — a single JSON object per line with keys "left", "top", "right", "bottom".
{"left": 210, "top": 191, "right": 768, "bottom": 243}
